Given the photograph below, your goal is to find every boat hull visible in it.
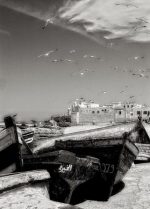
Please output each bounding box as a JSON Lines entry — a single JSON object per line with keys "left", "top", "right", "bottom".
{"left": 55, "top": 137, "right": 138, "bottom": 201}
{"left": 22, "top": 150, "right": 102, "bottom": 204}
{"left": 22, "top": 122, "right": 140, "bottom": 203}
{"left": 22, "top": 136, "right": 138, "bottom": 203}
{"left": 0, "top": 116, "right": 22, "bottom": 175}
{"left": 135, "top": 143, "right": 150, "bottom": 161}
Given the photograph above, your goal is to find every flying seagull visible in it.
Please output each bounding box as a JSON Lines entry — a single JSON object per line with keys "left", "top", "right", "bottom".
{"left": 115, "top": 3, "right": 138, "bottom": 8}
{"left": 38, "top": 49, "right": 58, "bottom": 58}
{"left": 129, "top": 95, "right": 135, "bottom": 99}
{"left": 132, "top": 73, "right": 148, "bottom": 78}
{"left": 136, "top": 17, "right": 148, "bottom": 24}
{"left": 69, "top": 49, "right": 76, "bottom": 54}
{"left": 42, "top": 18, "right": 54, "bottom": 29}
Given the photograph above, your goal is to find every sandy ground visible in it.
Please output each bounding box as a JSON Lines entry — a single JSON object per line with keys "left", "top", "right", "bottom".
{"left": 0, "top": 184, "right": 81, "bottom": 209}
{"left": 0, "top": 163, "right": 149, "bottom": 208}
{"left": 63, "top": 123, "right": 113, "bottom": 134}
{"left": 78, "top": 163, "right": 150, "bottom": 209}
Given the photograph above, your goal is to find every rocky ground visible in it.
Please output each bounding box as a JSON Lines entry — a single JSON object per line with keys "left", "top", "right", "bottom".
{"left": 78, "top": 163, "right": 150, "bottom": 209}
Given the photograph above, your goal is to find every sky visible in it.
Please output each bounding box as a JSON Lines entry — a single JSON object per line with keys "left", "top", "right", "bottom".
{"left": 0, "top": 0, "right": 150, "bottom": 121}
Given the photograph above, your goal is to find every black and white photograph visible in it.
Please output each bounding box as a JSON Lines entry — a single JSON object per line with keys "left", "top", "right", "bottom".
{"left": 0, "top": 0, "right": 150, "bottom": 208}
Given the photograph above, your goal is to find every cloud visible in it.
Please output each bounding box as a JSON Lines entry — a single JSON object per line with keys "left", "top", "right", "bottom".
{"left": 1, "top": 0, "right": 150, "bottom": 43}
{"left": 59, "top": 0, "right": 150, "bottom": 42}
{"left": 0, "top": 28, "right": 10, "bottom": 36}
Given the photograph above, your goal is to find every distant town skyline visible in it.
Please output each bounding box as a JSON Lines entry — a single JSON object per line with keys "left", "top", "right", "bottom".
{"left": 0, "top": 0, "right": 150, "bottom": 121}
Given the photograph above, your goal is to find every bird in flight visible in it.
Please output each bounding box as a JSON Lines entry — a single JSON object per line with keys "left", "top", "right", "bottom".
{"left": 129, "top": 95, "right": 135, "bottom": 99}
{"left": 134, "top": 56, "right": 139, "bottom": 60}
{"left": 102, "top": 91, "right": 107, "bottom": 94}
{"left": 64, "top": 59, "right": 73, "bottom": 62}
{"left": 51, "top": 59, "right": 59, "bottom": 63}
{"left": 42, "top": 18, "right": 54, "bottom": 29}
{"left": 120, "top": 90, "right": 125, "bottom": 94}
{"left": 69, "top": 49, "right": 76, "bottom": 54}
{"left": 136, "top": 17, "right": 148, "bottom": 24}
{"left": 83, "top": 54, "right": 88, "bottom": 58}
{"left": 133, "top": 25, "right": 147, "bottom": 31}
{"left": 132, "top": 73, "right": 149, "bottom": 78}
{"left": 115, "top": 3, "right": 138, "bottom": 8}
{"left": 38, "top": 49, "right": 58, "bottom": 58}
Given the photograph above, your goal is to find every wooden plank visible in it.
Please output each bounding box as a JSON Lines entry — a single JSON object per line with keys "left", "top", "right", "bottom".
{"left": 0, "top": 163, "right": 16, "bottom": 175}
{"left": 125, "top": 140, "right": 139, "bottom": 157}
{"left": 0, "top": 170, "right": 50, "bottom": 193}
{"left": 0, "top": 128, "right": 16, "bottom": 152}
{"left": 21, "top": 135, "right": 34, "bottom": 155}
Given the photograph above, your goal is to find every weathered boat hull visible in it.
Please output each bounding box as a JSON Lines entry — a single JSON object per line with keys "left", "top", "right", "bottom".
{"left": 31, "top": 122, "right": 138, "bottom": 154}
{"left": 135, "top": 143, "right": 150, "bottom": 161}
{"left": 134, "top": 123, "right": 150, "bottom": 162}
{"left": 0, "top": 116, "right": 22, "bottom": 175}
{"left": 22, "top": 150, "right": 102, "bottom": 204}
{"left": 54, "top": 136, "right": 138, "bottom": 202}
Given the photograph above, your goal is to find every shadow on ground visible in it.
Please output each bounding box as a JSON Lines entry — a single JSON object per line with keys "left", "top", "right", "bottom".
{"left": 111, "top": 181, "right": 125, "bottom": 196}
{"left": 49, "top": 173, "right": 125, "bottom": 205}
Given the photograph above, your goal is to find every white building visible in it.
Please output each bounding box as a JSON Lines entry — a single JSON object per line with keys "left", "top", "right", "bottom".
{"left": 68, "top": 99, "right": 150, "bottom": 125}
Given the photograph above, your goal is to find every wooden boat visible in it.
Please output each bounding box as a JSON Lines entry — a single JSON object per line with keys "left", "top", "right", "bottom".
{"left": 54, "top": 132, "right": 138, "bottom": 202}
{"left": 135, "top": 143, "right": 150, "bottom": 161}
{"left": 30, "top": 120, "right": 150, "bottom": 163}
{"left": 22, "top": 150, "right": 102, "bottom": 204}
{"left": 22, "top": 121, "right": 143, "bottom": 203}
{"left": 134, "top": 122, "right": 150, "bottom": 161}
{"left": 0, "top": 116, "right": 22, "bottom": 175}
{"left": 22, "top": 130, "right": 34, "bottom": 144}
